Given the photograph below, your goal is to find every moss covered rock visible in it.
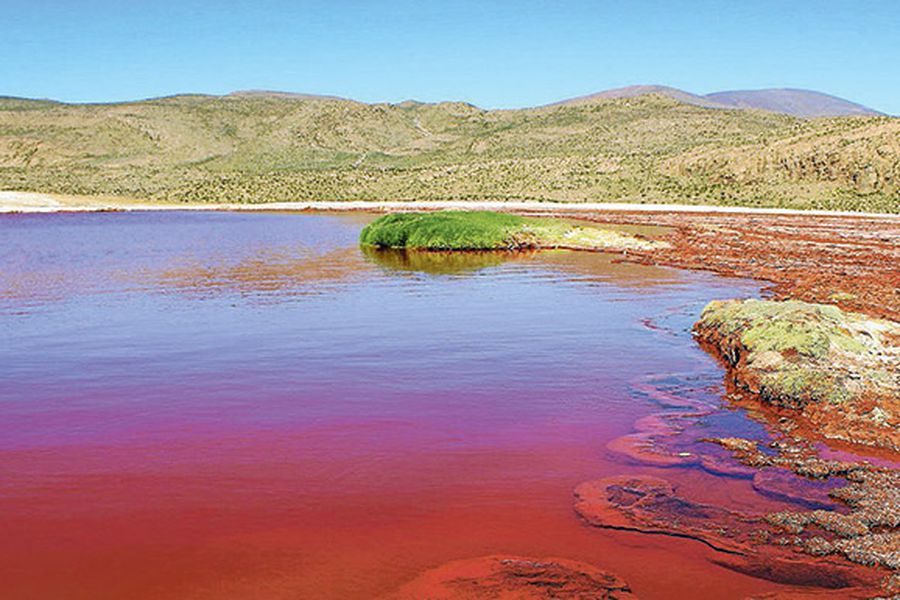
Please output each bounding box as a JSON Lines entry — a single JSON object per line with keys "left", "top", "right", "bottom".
{"left": 694, "top": 299, "right": 899, "bottom": 450}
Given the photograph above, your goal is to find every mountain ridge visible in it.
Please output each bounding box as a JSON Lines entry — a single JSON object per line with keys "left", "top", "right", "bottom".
{"left": 548, "top": 85, "right": 730, "bottom": 110}
{"left": 2, "top": 85, "right": 887, "bottom": 117}
{"left": 551, "top": 85, "right": 885, "bottom": 117}
{"left": 0, "top": 91, "right": 896, "bottom": 213}
{"left": 704, "top": 88, "right": 884, "bottom": 117}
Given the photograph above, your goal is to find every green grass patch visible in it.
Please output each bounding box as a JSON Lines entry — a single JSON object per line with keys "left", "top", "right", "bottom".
{"left": 359, "top": 211, "right": 666, "bottom": 251}
{"left": 360, "top": 211, "right": 526, "bottom": 250}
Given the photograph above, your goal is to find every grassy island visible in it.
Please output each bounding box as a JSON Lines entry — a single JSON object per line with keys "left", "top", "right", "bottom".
{"left": 359, "top": 211, "right": 666, "bottom": 252}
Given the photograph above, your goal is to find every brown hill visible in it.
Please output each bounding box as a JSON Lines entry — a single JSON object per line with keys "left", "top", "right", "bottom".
{"left": 0, "top": 92, "right": 896, "bottom": 212}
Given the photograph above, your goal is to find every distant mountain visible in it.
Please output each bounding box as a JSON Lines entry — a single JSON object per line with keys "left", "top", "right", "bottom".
{"left": 550, "top": 85, "right": 729, "bottom": 109}
{"left": 0, "top": 96, "right": 62, "bottom": 110}
{"left": 704, "top": 88, "right": 883, "bottom": 118}
{"left": 552, "top": 85, "right": 884, "bottom": 118}
{"left": 228, "top": 89, "right": 348, "bottom": 102}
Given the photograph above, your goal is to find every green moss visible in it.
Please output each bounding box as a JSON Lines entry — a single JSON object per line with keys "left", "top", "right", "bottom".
{"left": 740, "top": 320, "right": 831, "bottom": 358}
{"left": 759, "top": 370, "right": 848, "bottom": 405}
{"left": 695, "top": 299, "right": 897, "bottom": 408}
{"left": 699, "top": 299, "right": 867, "bottom": 359}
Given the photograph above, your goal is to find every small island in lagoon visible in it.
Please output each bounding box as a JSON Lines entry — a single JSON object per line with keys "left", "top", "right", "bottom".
{"left": 359, "top": 211, "right": 667, "bottom": 252}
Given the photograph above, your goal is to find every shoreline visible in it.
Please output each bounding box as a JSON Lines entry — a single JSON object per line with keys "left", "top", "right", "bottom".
{"left": 1, "top": 190, "right": 899, "bottom": 219}
{"left": 4, "top": 190, "right": 897, "bottom": 323}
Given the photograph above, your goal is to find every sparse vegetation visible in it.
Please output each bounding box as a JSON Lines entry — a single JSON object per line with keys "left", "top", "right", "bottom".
{"left": 695, "top": 299, "right": 900, "bottom": 451}
{"left": 694, "top": 299, "right": 899, "bottom": 408}
{"left": 0, "top": 93, "right": 897, "bottom": 211}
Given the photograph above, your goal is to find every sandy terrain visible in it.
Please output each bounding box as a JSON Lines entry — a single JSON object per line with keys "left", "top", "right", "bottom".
{"left": 2, "top": 190, "right": 899, "bottom": 219}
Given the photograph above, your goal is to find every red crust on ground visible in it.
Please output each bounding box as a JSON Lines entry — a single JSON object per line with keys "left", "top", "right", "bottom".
{"left": 382, "top": 555, "right": 637, "bottom": 600}
{"left": 544, "top": 211, "right": 899, "bottom": 322}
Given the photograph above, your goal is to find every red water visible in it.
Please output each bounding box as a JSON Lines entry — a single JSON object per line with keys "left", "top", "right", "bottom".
{"left": 0, "top": 211, "right": 833, "bottom": 598}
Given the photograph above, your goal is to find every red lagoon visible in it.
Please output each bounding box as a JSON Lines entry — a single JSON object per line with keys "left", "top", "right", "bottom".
{"left": 0, "top": 211, "right": 853, "bottom": 598}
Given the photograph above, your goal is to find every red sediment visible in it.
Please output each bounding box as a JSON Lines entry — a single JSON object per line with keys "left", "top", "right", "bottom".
{"left": 547, "top": 210, "right": 900, "bottom": 323}
{"left": 744, "top": 589, "right": 878, "bottom": 599}
{"left": 605, "top": 377, "right": 753, "bottom": 478}
{"left": 606, "top": 433, "right": 699, "bottom": 467}
{"left": 752, "top": 468, "right": 837, "bottom": 510}
{"left": 382, "top": 555, "right": 637, "bottom": 600}
{"left": 537, "top": 209, "right": 900, "bottom": 595}
{"left": 573, "top": 475, "right": 754, "bottom": 556}
{"left": 573, "top": 475, "right": 881, "bottom": 592}
{"left": 699, "top": 453, "right": 758, "bottom": 478}
{"left": 693, "top": 316, "right": 900, "bottom": 453}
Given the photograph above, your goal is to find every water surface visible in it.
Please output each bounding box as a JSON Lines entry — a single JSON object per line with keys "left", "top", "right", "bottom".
{"left": 0, "top": 211, "right": 812, "bottom": 599}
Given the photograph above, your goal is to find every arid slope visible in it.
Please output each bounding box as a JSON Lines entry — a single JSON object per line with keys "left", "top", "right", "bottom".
{"left": 0, "top": 93, "right": 897, "bottom": 211}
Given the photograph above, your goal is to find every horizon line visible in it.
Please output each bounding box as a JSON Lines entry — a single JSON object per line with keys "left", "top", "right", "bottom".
{"left": 1, "top": 83, "right": 893, "bottom": 116}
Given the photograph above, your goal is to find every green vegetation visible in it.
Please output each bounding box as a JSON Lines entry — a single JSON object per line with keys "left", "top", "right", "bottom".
{"left": 699, "top": 300, "right": 865, "bottom": 359}
{"left": 0, "top": 92, "right": 898, "bottom": 211}
{"left": 359, "top": 211, "right": 666, "bottom": 251}
{"left": 694, "top": 299, "right": 899, "bottom": 406}
{"left": 361, "top": 212, "right": 524, "bottom": 250}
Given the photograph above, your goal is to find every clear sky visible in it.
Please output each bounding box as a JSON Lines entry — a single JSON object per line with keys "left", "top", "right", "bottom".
{"left": 3, "top": 0, "right": 898, "bottom": 114}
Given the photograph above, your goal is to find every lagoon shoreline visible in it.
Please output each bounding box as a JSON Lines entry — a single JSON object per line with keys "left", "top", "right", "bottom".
{"left": 4, "top": 190, "right": 898, "bottom": 323}
{"left": 2, "top": 190, "right": 899, "bottom": 219}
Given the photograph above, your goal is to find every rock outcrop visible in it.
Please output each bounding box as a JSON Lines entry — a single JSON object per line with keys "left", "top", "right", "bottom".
{"left": 694, "top": 299, "right": 900, "bottom": 450}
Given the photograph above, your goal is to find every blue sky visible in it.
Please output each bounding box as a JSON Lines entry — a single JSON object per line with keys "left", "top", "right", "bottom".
{"left": 3, "top": 1, "right": 898, "bottom": 113}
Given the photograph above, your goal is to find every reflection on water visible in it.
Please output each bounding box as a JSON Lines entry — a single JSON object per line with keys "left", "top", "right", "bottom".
{"left": 362, "top": 246, "right": 520, "bottom": 275}
{"left": 0, "top": 211, "right": 783, "bottom": 600}
{"left": 0, "top": 212, "right": 686, "bottom": 309}
{"left": 157, "top": 247, "right": 368, "bottom": 297}
{"left": 0, "top": 211, "right": 370, "bottom": 310}
{"left": 362, "top": 245, "right": 685, "bottom": 290}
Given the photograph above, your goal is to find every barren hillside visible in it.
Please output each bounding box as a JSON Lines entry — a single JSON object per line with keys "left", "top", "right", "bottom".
{"left": 0, "top": 92, "right": 897, "bottom": 212}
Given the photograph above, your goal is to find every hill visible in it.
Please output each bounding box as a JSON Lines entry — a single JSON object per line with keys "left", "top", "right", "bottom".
{"left": 549, "top": 85, "right": 729, "bottom": 110}
{"left": 552, "top": 85, "right": 885, "bottom": 118}
{"left": 705, "top": 88, "right": 883, "bottom": 118}
{"left": 0, "top": 92, "right": 897, "bottom": 212}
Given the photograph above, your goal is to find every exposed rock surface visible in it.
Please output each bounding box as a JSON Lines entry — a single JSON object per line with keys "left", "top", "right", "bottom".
{"left": 709, "top": 436, "right": 900, "bottom": 594}
{"left": 574, "top": 475, "right": 754, "bottom": 555}
{"left": 573, "top": 474, "right": 883, "bottom": 593}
